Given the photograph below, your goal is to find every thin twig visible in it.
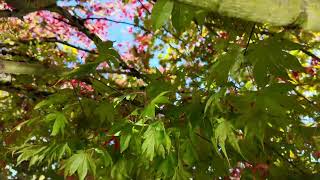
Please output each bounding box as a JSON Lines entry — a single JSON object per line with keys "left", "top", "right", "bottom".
{"left": 18, "top": 38, "right": 96, "bottom": 54}
{"left": 137, "top": 0, "right": 151, "bottom": 14}
{"left": 300, "top": 49, "right": 320, "bottom": 62}
{"left": 97, "top": 69, "right": 137, "bottom": 75}
{"left": 196, "top": 131, "right": 309, "bottom": 175}
{"left": 117, "top": 57, "right": 147, "bottom": 81}
{"left": 93, "top": 74, "right": 122, "bottom": 94}
{"left": 52, "top": 16, "right": 73, "bottom": 26}
{"left": 86, "top": 17, "right": 151, "bottom": 33}
{"left": 264, "top": 143, "right": 308, "bottom": 176}
{"left": 70, "top": 82, "right": 87, "bottom": 117}
{"left": 244, "top": 23, "right": 255, "bottom": 56}
{"left": 91, "top": 75, "right": 144, "bottom": 107}
{"left": 56, "top": 7, "right": 96, "bottom": 41}
{"left": 294, "top": 89, "right": 320, "bottom": 110}
{"left": 195, "top": 132, "right": 211, "bottom": 144}
{"left": 43, "top": 38, "right": 97, "bottom": 54}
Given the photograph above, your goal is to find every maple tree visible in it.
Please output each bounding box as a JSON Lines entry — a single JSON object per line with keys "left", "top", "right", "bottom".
{"left": 0, "top": 0, "right": 320, "bottom": 179}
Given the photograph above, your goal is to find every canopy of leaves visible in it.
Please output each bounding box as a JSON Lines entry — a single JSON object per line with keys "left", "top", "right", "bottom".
{"left": 0, "top": 0, "right": 320, "bottom": 179}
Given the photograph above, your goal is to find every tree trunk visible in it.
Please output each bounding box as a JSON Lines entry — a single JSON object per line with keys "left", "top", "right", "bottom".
{"left": 177, "top": 0, "right": 320, "bottom": 31}
{"left": 0, "top": 60, "right": 49, "bottom": 75}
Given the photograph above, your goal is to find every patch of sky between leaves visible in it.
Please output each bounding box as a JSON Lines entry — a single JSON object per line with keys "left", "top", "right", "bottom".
{"left": 300, "top": 115, "right": 316, "bottom": 126}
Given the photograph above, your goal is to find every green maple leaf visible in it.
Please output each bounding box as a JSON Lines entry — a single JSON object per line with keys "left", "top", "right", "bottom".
{"left": 172, "top": 160, "right": 192, "bottom": 180}
{"left": 142, "top": 121, "right": 171, "bottom": 161}
{"left": 212, "top": 118, "right": 243, "bottom": 165}
{"left": 172, "top": 2, "right": 194, "bottom": 33}
{"left": 94, "top": 148, "right": 113, "bottom": 167}
{"left": 64, "top": 62, "right": 100, "bottom": 78}
{"left": 43, "top": 112, "right": 68, "bottom": 136}
{"left": 181, "top": 140, "right": 198, "bottom": 165}
{"left": 151, "top": 0, "right": 174, "bottom": 30}
{"left": 34, "top": 91, "right": 71, "bottom": 110}
{"left": 62, "top": 151, "right": 96, "bottom": 180}
{"left": 51, "top": 112, "right": 67, "bottom": 136}
{"left": 96, "top": 40, "right": 120, "bottom": 67}
{"left": 209, "top": 46, "right": 242, "bottom": 86}
{"left": 248, "top": 37, "right": 303, "bottom": 87}
{"left": 142, "top": 91, "right": 170, "bottom": 118}
{"left": 94, "top": 101, "right": 114, "bottom": 124}
{"left": 120, "top": 133, "right": 132, "bottom": 153}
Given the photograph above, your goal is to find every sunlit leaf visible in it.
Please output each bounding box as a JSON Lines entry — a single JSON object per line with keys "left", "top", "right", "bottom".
{"left": 151, "top": 0, "right": 174, "bottom": 30}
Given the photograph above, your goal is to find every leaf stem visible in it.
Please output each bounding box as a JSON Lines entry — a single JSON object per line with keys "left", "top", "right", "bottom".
{"left": 70, "top": 82, "right": 87, "bottom": 118}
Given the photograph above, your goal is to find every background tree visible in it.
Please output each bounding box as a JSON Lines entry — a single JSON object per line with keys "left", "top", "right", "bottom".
{"left": 0, "top": 0, "right": 320, "bottom": 179}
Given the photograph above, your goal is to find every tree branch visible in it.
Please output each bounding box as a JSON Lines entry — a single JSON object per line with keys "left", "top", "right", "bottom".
{"left": 0, "top": 49, "right": 38, "bottom": 62}
{"left": 85, "top": 17, "right": 151, "bottom": 33}
{"left": 138, "top": 0, "right": 151, "bottom": 14}
{"left": 55, "top": 7, "right": 146, "bottom": 80}
{"left": 70, "top": 82, "right": 87, "bottom": 118}
{"left": 294, "top": 89, "right": 320, "bottom": 110}
{"left": 37, "top": 38, "right": 97, "bottom": 54}
{"left": 2, "top": 0, "right": 56, "bottom": 18}
{"left": 194, "top": 132, "right": 211, "bottom": 144}
{"left": 0, "top": 59, "right": 146, "bottom": 81}
{"left": 176, "top": 0, "right": 320, "bottom": 32}
{"left": 244, "top": 23, "right": 255, "bottom": 56}
{"left": 0, "top": 81, "right": 53, "bottom": 97}
{"left": 55, "top": 7, "right": 96, "bottom": 41}
{"left": 300, "top": 49, "right": 320, "bottom": 62}
{"left": 264, "top": 142, "right": 308, "bottom": 176}
{"left": 98, "top": 69, "right": 139, "bottom": 76}
{"left": 0, "top": 59, "right": 53, "bottom": 75}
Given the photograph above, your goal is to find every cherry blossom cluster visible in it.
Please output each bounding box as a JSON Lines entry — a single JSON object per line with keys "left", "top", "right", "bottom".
{"left": 68, "top": 79, "right": 94, "bottom": 95}
{"left": 1, "top": 0, "right": 154, "bottom": 63}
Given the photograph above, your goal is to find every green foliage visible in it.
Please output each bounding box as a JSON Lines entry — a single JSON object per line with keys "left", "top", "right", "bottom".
{"left": 209, "top": 46, "right": 243, "bottom": 86}
{"left": 142, "top": 91, "right": 170, "bottom": 118}
{"left": 34, "top": 90, "right": 72, "bottom": 109}
{"left": 96, "top": 40, "right": 120, "bottom": 67}
{"left": 120, "top": 133, "right": 131, "bottom": 153}
{"left": 14, "top": 143, "right": 71, "bottom": 167}
{"left": 65, "top": 62, "right": 101, "bottom": 78}
{"left": 45, "top": 112, "right": 68, "bottom": 136}
{"left": 171, "top": 2, "right": 193, "bottom": 33}
{"left": 172, "top": 160, "right": 192, "bottom": 180}
{"left": 180, "top": 139, "right": 198, "bottom": 165}
{"left": 142, "top": 121, "right": 171, "bottom": 161}
{"left": 247, "top": 37, "right": 303, "bottom": 87}
{"left": 212, "top": 118, "right": 242, "bottom": 163}
{"left": 151, "top": 0, "right": 174, "bottom": 30}
{"left": 94, "top": 148, "right": 113, "bottom": 168}
{"left": 61, "top": 150, "right": 96, "bottom": 180}
{"left": 94, "top": 101, "right": 115, "bottom": 124}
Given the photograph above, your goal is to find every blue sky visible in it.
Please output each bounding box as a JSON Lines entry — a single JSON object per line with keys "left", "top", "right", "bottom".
{"left": 106, "top": 18, "right": 161, "bottom": 67}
